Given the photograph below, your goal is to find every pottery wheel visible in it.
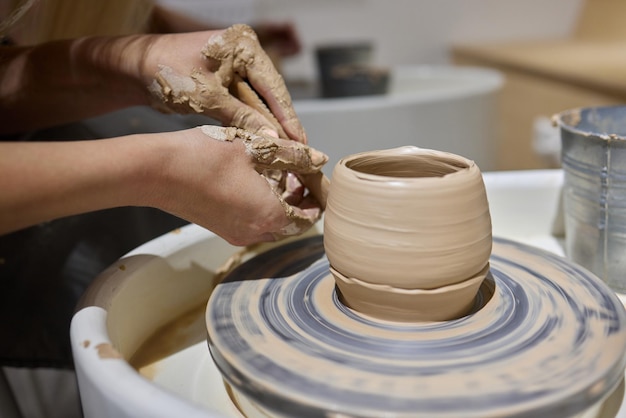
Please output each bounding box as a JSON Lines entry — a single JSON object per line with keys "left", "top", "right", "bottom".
{"left": 206, "top": 236, "right": 626, "bottom": 418}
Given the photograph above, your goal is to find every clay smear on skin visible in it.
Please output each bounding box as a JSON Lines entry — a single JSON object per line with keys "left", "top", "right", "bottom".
{"left": 148, "top": 63, "right": 230, "bottom": 116}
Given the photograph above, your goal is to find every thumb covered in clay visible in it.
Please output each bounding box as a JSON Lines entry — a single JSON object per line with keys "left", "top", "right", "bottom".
{"left": 200, "top": 125, "right": 327, "bottom": 174}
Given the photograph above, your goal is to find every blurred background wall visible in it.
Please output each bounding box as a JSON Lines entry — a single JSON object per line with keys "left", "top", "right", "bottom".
{"left": 157, "top": 0, "right": 585, "bottom": 81}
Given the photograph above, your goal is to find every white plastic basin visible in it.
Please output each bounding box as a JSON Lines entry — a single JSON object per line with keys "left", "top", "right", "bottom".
{"left": 295, "top": 66, "right": 503, "bottom": 174}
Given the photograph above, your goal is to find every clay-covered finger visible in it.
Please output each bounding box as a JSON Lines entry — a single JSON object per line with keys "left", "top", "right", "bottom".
{"left": 250, "top": 135, "right": 327, "bottom": 173}
{"left": 282, "top": 172, "right": 305, "bottom": 206}
{"left": 187, "top": 71, "right": 279, "bottom": 135}
{"left": 300, "top": 171, "right": 330, "bottom": 209}
{"left": 202, "top": 24, "right": 307, "bottom": 143}
{"left": 257, "top": 169, "right": 321, "bottom": 239}
{"left": 199, "top": 126, "right": 327, "bottom": 173}
{"left": 243, "top": 54, "right": 306, "bottom": 143}
{"left": 230, "top": 75, "right": 288, "bottom": 139}
{"left": 274, "top": 194, "right": 323, "bottom": 238}
{"left": 218, "top": 94, "right": 280, "bottom": 136}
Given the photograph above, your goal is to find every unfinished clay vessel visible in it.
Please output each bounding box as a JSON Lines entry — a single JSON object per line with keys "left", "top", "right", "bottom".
{"left": 323, "top": 146, "right": 492, "bottom": 321}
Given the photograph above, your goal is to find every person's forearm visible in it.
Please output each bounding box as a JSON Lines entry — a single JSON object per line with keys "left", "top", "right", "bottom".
{"left": 0, "top": 126, "right": 326, "bottom": 243}
{"left": 0, "top": 35, "right": 155, "bottom": 135}
{"left": 0, "top": 135, "right": 159, "bottom": 233}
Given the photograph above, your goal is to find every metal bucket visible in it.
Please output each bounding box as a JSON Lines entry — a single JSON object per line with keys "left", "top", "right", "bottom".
{"left": 554, "top": 105, "right": 626, "bottom": 292}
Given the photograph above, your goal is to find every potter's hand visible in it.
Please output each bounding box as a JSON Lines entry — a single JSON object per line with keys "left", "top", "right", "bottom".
{"left": 197, "top": 126, "right": 326, "bottom": 242}
{"left": 0, "top": 28, "right": 302, "bottom": 136}
{"left": 146, "top": 25, "right": 306, "bottom": 143}
{"left": 0, "top": 126, "right": 324, "bottom": 241}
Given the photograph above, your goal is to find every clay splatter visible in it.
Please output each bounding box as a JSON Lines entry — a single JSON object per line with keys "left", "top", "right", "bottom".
{"left": 96, "top": 343, "right": 123, "bottom": 360}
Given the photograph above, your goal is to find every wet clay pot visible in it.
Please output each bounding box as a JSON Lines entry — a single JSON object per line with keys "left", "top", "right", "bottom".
{"left": 323, "top": 146, "right": 492, "bottom": 321}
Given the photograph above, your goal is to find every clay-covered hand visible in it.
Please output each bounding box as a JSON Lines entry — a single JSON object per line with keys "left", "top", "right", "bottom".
{"left": 146, "top": 24, "right": 306, "bottom": 143}
{"left": 192, "top": 125, "right": 326, "bottom": 242}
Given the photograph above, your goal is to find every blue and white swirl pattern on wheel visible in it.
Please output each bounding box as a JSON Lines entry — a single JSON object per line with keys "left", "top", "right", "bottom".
{"left": 206, "top": 236, "right": 626, "bottom": 418}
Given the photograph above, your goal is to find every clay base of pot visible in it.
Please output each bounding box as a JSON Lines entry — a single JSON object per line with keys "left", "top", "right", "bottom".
{"left": 331, "top": 263, "right": 491, "bottom": 322}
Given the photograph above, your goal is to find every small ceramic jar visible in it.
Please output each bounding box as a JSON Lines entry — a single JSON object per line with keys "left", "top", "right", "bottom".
{"left": 324, "top": 146, "right": 492, "bottom": 322}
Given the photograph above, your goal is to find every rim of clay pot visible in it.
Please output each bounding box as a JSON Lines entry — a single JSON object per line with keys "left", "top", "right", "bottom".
{"left": 339, "top": 146, "right": 476, "bottom": 182}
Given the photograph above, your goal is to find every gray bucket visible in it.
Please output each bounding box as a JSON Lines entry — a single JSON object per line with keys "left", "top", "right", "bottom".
{"left": 554, "top": 105, "right": 626, "bottom": 292}
{"left": 314, "top": 42, "right": 389, "bottom": 98}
